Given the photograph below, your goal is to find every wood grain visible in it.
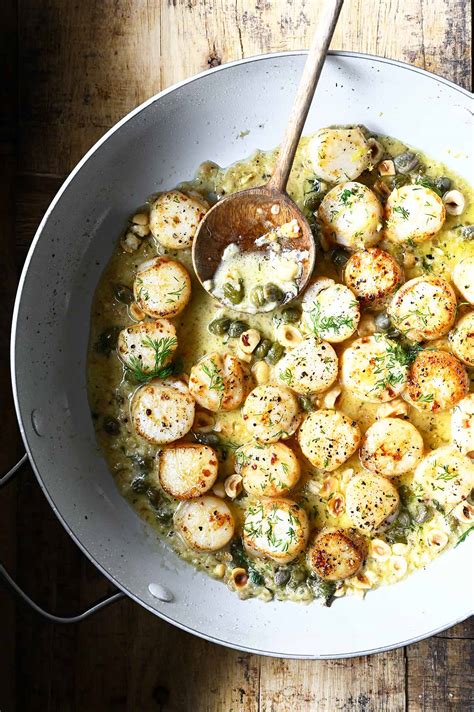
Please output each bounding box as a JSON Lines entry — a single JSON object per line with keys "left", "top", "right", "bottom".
{"left": 1, "top": 1, "right": 472, "bottom": 711}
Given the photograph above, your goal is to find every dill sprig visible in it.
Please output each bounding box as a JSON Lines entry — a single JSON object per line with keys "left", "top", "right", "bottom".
{"left": 126, "top": 336, "right": 177, "bottom": 383}
{"left": 308, "top": 301, "right": 356, "bottom": 336}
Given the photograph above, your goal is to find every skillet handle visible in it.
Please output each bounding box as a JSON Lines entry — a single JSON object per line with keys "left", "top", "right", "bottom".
{"left": 0, "top": 455, "right": 126, "bottom": 623}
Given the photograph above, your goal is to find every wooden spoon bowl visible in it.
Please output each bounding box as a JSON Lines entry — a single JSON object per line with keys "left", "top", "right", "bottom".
{"left": 192, "top": 0, "right": 343, "bottom": 312}
{"left": 192, "top": 184, "right": 316, "bottom": 310}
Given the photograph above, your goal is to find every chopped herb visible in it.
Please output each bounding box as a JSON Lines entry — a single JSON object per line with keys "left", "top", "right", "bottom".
{"left": 125, "top": 336, "right": 177, "bottom": 383}
{"left": 393, "top": 205, "right": 410, "bottom": 220}
{"left": 455, "top": 525, "right": 474, "bottom": 547}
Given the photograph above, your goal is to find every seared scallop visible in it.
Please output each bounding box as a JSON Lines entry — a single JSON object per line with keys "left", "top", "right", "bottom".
{"left": 413, "top": 445, "right": 474, "bottom": 510}
{"left": 403, "top": 350, "right": 468, "bottom": 412}
{"left": 307, "top": 528, "right": 367, "bottom": 581}
{"left": 360, "top": 418, "right": 424, "bottom": 477}
{"left": 243, "top": 498, "right": 309, "bottom": 564}
{"left": 318, "top": 182, "right": 383, "bottom": 250}
{"left": 276, "top": 338, "right": 338, "bottom": 395}
{"left": 452, "top": 257, "right": 474, "bottom": 304}
{"left": 174, "top": 495, "right": 235, "bottom": 551}
{"left": 344, "top": 248, "right": 404, "bottom": 309}
{"left": 308, "top": 127, "right": 370, "bottom": 183}
{"left": 449, "top": 311, "right": 474, "bottom": 366}
{"left": 155, "top": 444, "right": 218, "bottom": 499}
{"left": 345, "top": 474, "right": 400, "bottom": 533}
{"left": 384, "top": 184, "right": 445, "bottom": 244}
{"left": 298, "top": 409, "right": 361, "bottom": 471}
{"left": 189, "top": 352, "right": 250, "bottom": 412}
{"left": 388, "top": 276, "right": 457, "bottom": 341}
{"left": 242, "top": 384, "right": 301, "bottom": 443}
{"left": 133, "top": 256, "right": 191, "bottom": 318}
{"left": 238, "top": 441, "right": 300, "bottom": 497}
{"left": 302, "top": 281, "right": 360, "bottom": 342}
{"left": 117, "top": 320, "right": 177, "bottom": 375}
{"left": 340, "top": 335, "right": 408, "bottom": 403}
{"left": 131, "top": 378, "right": 195, "bottom": 444}
{"left": 451, "top": 394, "right": 474, "bottom": 456}
{"left": 149, "top": 190, "right": 207, "bottom": 250}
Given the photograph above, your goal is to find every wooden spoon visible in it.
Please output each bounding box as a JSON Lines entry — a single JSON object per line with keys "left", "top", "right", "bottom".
{"left": 192, "top": 0, "right": 344, "bottom": 312}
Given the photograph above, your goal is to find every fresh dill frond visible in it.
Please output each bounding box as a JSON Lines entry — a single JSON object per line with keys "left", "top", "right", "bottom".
{"left": 125, "top": 335, "right": 177, "bottom": 383}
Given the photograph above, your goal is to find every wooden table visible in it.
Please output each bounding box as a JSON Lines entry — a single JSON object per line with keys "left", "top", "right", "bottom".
{"left": 0, "top": 1, "right": 472, "bottom": 710}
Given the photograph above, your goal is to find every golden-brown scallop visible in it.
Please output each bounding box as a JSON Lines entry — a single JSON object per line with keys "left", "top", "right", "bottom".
{"left": 189, "top": 352, "right": 250, "bottom": 412}
{"left": 344, "top": 248, "right": 404, "bottom": 309}
{"left": 298, "top": 409, "right": 361, "bottom": 471}
{"left": 149, "top": 190, "right": 208, "bottom": 250}
{"left": 117, "top": 319, "right": 177, "bottom": 375}
{"left": 238, "top": 442, "right": 300, "bottom": 497}
{"left": 242, "top": 385, "right": 301, "bottom": 443}
{"left": 388, "top": 276, "right": 457, "bottom": 341}
{"left": 131, "top": 378, "right": 195, "bottom": 444}
{"left": 276, "top": 338, "right": 339, "bottom": 395}
{"left": 413, "top": 445, "right": 474, "bottom": 511}
{"left": 307, "top": 127, "right": 370, "bottom": 183}
{"left": 307, "top": 528, "right": 368, "bottom": 581}
{"left": 403, "top": 350, "right": 468, "bottom": 412}
{"left": 452, "top": 257, "right": 474, "bottom": 304}
{"left": 174, "top": 495, "right": 235, "bottom": 551}
{"left": 318, "top": 182, "right": 383, "bottom": 250}
{"left": 384, "top": 184, "right": 445, "bottom": 244}
{"left": 243, "top": 498, "right": 309, "bottom": 564}
{"left": 345, "top": 474, "right": 400, "bottom": 533}
{"left": 302, "top": 281, "right": 360, "bottom": 342}
{"left": 360, "top": 418, "right": 424, "bottom": 476}
{"left": 133, "top": 256, "right": 191, "bottom": 318}
{"left": 449, "top": 311, "right": 474, "bottom": 366}
{"left": 451, "top": 394, "right": 474, "bottom": 457}
{"left": 340, "top": 335, "right": 408, "bottom": 403}
{"left": 155, "top": 444, "right": 218, "bottom": 499}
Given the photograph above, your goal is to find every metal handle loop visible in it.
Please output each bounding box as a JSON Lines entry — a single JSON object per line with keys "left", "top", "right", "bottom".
{"left": 0, "top": 453, "right": 28, "bottom": 486}
{"left": 0, "top": 454, "right": 126, "bottom": 622}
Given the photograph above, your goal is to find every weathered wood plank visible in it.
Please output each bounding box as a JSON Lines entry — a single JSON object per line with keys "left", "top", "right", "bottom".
{"left": 406, "top": 638, "right": 474, "bottom": 711}
{"left": 259, "top": 650, "right": 407, "bottom": 712}
{"left": 18, "top": 0, "right": 471, "bottom": 175}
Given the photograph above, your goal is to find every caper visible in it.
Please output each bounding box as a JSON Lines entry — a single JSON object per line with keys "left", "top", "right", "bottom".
{"left": 113, "top": 283, "right": 134, "bottom": 304}
{"left": 386, "top": 327, "right": 402, "bottom": 340}
{"left": 374, "top": 311, "right": 391, "bottom": 332}
{"left": 208, "top": 317, "right": 231, "bottom": 335}
{"left": 265, "top": 342, "right": 285, "bottom": 365}
{"left": 131, "top": 472, "right": 148, "bottom": 494}
{"left": 228, "top": 320, "right": 249, "bottom": 338}
{"left": 461, "top": 224, "right": 474, "bottom": 240}
{"left": 412, "top": 502, "right": 433, "bottom": 524}
{"left": 263, "top": 283, "right": 284, "bottom": 304}
{"left": 147, "top": 490, "right": 173, "bottom": 524}
{"left": 274, "top": 568, "right": 291, "bottom": 586}
{"left": 281, "top": 306, "right": 301, "bottom": 324}
{"left": 303, "top": 178, "right": 326, "bottom": 210}
{"left": 298, "top": 395, "right": 314, "bottom": 412}
{"left": 390, "top": 174, "right": 410, "bottom": 189}
{"left": 253, "top": 338, "right": 272, "bottom": 359}
{"left": 434, "top": 176, "right": 452, "bottom": 194}
{"left": 223, "top": 280, "right": 244, "bottom": 304}
{"left": 194, "top": 432, "right": 220, "bottom": 446}
{"left": 103, "top": 415, "right": 120, "bottom": 435}
{"left": 128, "top": 453, "right": 153, "bottom": 471}
{"left": 95, "top": 326, "right": 120, "bottom": 355}
{"left": 250, "top": 285, "right": 266, "bottom": 308}
{"left": 394, "top": 151, "right": 419, "bottom": 174}
{"left": 331, "top": 247, "right": 350, "bottom": 268}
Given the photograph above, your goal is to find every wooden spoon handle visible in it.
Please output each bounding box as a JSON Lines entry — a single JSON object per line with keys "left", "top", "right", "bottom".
{"left": 267, "top": 0, "right": 344, "bottom": 193}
